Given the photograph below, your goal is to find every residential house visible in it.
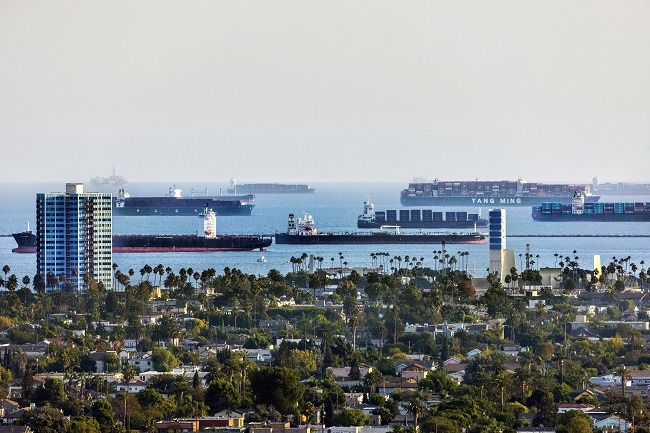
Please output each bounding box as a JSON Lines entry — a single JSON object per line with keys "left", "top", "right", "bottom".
{"left": 400, "top": 363, "right": 429, "bottom": 381}
{"left": 556, "top": 403, "right": 594, "bottom": 414}
{"left": 592, "top": 416, "right": 630, "bottom": 432}
{"left": 88, "top": 350, "right": 117, "bottom": 373}
{"left": 0, "top": 425, "right": 32, "bottom": 433}
{"left": 155, "top": 420, "right": 199, "bottom": 433}
{"left": 116, "top": 378, "right": 147, "bottom": 393}
{"left": 128, "top": 352, "right": 155, "bottom": 373}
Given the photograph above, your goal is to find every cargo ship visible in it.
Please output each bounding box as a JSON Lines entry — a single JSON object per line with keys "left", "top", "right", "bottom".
{"left": 275, "top": 213, "right": 485, "bottom": 245}
{"left": 591, "top": 177, "right": 650, "bottom": 196}
{"left": 113, "top": 208, "right": 271, "bottom": 252}
{"left": 532, "top": 193, "right": 650, "bottom": 222}
{"left": 12, "top": 223, "right": 36, "bottom": 253}
{"left": 227, "top": 178, "right": 315, "bottom": 194}
{"left": 357, "top": 198, "right": 488, "bottom": 229}
{"left": 114, "top": 186, "right": 255, "bottom": 216}
{"left": 401, "top": 178, "right": 600, "bottom": 207}
{"left": 13, "top": 211, "right": 271, "bottom": 253}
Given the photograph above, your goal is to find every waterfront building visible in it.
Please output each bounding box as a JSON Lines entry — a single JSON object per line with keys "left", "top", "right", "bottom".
{"left": 36, "top": 183, "right": 112, "bottom": 290}
{"left": 488, "top": 208, "right": 515, "bottom": 283}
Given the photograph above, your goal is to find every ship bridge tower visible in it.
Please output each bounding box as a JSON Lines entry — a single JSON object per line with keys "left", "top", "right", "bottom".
{"left": 287, "top": 213, "right": 297, "bottom": 235}
{"left": 203, "top": 207, "right": 217, "bottom": 239}
{"left": 360, "top": 197, "right": 375, "bottom": 222}
{"left": 572, "top": 192, "right": 585, "bottom": 215}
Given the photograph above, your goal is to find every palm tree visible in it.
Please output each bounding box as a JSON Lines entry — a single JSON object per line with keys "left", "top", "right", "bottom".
{"left": 408, "top": 397, "right": 424, "bottom": 430}
{"left": 616, "top": 365, "right": 631, "bottom": 396}
{"left": 493, "top": 371, "right": 512, "bottom": 412}
{"left": 122, "top": 364, "right": 136, "bottom": 429}
{"left": 2, "top": 265, "right": 9, "bottom": 290}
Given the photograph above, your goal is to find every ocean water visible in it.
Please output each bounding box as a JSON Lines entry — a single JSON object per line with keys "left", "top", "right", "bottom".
{"left": 1, "top": 181, "right": 649, "bottom": 281}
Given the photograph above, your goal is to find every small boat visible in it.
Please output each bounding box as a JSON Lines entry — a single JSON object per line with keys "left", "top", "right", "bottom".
{"left": 257, "top": 256, "right": 267, "bottom": 263}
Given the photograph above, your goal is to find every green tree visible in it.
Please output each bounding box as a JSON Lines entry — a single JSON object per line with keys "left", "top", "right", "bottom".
{"left": 91, "top": 399, "right": 114, "bottom": 433}
{"left": 20, "top": 406, "right": 69, "bottom": 433}
{"left": 205, "top": 378, "right": 241, "bottom": 413}
{"left": 33, "top": 378, "right": 66, "bottom": 407}
{"left": 556, "top": 410, "right": 593, "bottom": 433}
{"left": 68, "top": 416, "right": 101, "bottom": 433}
{"left": 249, "top": 367, "right": 304, "bottom": 415}
{"left": 332, "top": 408, "right": 370, "bottom": 426}
{"left": 151, "top": 347, "right": 179, "bottom": 372}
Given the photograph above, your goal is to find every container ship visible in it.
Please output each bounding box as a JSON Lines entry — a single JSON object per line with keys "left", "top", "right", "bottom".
{"left": 12, "top": 223, "right": 36, "bottom": 253}
{"left": 591, "top": 177, "right": 650, "bottom": 196}
{"left": 532, "top": 193, "right": 650, "bottom": 222}
{"left": 227, "top": 178, "right": 315, "bottom": 194}
{"left": 401, "top": 178, "right": 599, "bottom": 207}
{"left": 357, "top": 198, "right": 488, "bottom": 229}
{"left": 275, "top": 213, "right": 485, "bottom": 245}
{"left": 114, "top": 186, "right": 255, "bottom": 216}
{"left": 12, "top": 210, "right": 271, "bottom": 253}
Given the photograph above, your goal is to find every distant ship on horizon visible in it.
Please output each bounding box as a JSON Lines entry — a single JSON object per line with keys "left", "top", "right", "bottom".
{"left": 591, "top": 176, "right": 650, "bottom": 196}
{"left": 227, "top": 178, "right": 315, "bottom": 194}
{"left": 90, "top": 165, "right": 127, "bottom": 188}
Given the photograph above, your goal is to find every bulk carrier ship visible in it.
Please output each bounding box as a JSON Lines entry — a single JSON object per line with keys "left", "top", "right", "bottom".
{"left": 113, "top": 186, "right": 255, "bottom": 216}
{"left": 357, "top": 198, "right": 488, "bottom": 229}
{"left": 227, "top": 178, "right": 315, "bottom": 194}
{"left": 275, "top": 213, "right": 485, "bottom": 245}
{"left": 401, "top": 178, "right": 599, "bottom": 207}
{"left": 12, "top": 209, "right": 271, "bottom": 253}
{"left": 532, "top": 193, "right": 650, "bottom": 222}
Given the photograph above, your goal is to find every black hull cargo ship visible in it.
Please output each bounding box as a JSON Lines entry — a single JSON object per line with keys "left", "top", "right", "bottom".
{"left": 13, "top": 210, "right": 271, "bottom": 253}
{"left": 114, "top": 187, "right": 254, "bottom": 216}
{"left": 357, "top": 198, "right": 488, "bottom": 229}
{"left": 275, "top": 213, "right": 485, "bottom": 245}
{"left": 12, "top": 224, "right": 36, "bottom": 253}
{"left": 401, "top": 178, "right": 600, "bottom": 207}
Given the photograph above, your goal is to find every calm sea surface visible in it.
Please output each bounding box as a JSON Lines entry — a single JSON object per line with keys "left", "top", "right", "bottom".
{"left": 1, "top": 182, "right": 649, "bottom": 281}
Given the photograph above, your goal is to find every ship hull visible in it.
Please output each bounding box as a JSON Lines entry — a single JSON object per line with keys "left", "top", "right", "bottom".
{"left": 274, "top": 233, "right": 484, "bottom": 245}
{"left": 357, "top": 219, "right": 488, "bottom": 229}
{"left": 532, "top": 214, "right": 650, "bottom": 222}
{"left": 401, "top": 195, "right": 600, "bottom": 207}
{"left": 113, "top": 235, "right": 272, "bottom": 252}
{"left": 12, "top": 232, "right": 36, "bottom": 253}
{"left": 113, "top": 206, "right": 254, "bottom": 216}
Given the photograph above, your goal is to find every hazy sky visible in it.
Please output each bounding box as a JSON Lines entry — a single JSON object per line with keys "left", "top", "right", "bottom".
{"left": 1, "top": 1, "right": 649, "bottom": 183}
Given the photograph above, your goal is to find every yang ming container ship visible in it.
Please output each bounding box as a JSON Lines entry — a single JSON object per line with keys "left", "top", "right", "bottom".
{"left": 357, "top": 198, "right": 488, "bottom": 229}
{"left": 114, "top": 186, "right": 255, "bottom": 216}
{"left": 12, "top": 210, "right": 271, "bottom": 253}
{"left": 275, "top": 213, "right": 485, "bottom": 245}
{"left": 532, "top": 193, "right": 650, "bottom": 222}
{"left": 227, "top": 178, "right": 315, "bottom": 194}
{"left": 401, "top": 178, "right": 599, "bottom": 207}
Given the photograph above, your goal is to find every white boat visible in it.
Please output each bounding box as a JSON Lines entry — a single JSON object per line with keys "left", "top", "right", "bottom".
{"left": 257, "top": 256, "right": 267, "bottom": 263}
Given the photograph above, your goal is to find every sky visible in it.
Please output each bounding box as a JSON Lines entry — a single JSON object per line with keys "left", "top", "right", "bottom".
{"left": 1, "top": 1, "right": 649, "bottom": 184}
